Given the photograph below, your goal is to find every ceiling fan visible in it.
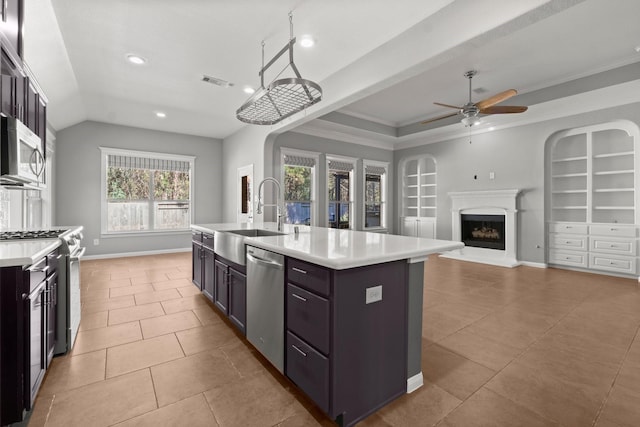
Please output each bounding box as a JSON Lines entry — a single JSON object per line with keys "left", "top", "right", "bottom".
{"left": 421, "top": 70, "right": 528, "bottom": 127}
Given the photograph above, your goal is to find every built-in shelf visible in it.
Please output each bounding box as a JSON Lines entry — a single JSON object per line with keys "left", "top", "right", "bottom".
{"left": 401, "top": 155, "right": 437, "bottom": 238}
{"left": 594, "top": 188, "right": 635, "bottom": 193}
{"left": 421, "top": 172, "right": 436, "bottom": 177}
{"left": 421, "top": 184, "right": 436, "bottom": 187}
{"left": 552, "top": 206, "right": 588, "bottom": 210}
{"left": 593, "top": 170, "right": 634, "bottom": 176}
{"left": 593, "top": 151, "right": 635, "bottom": 159}
{"left": 552, "top": 190, "right": 588, "bottom": 194}
{"left": 407, "top": 184, "right": 418, "bottom": 188}
{"left": 552, "top": 155, "right": 589, "bottom": 163}
{"left": 552, "top": 173, "right": 588, "bottom": 178}
{"left": 593, "top": 206, "right": 635, "bottom": 210}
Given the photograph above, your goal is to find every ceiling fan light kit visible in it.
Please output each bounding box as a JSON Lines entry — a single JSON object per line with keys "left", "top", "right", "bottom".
{"left": 421, "top": 70, "right": 528, "bottom": 127}
{"left": 236, "top": 12, "right": 322, "bottom": 125}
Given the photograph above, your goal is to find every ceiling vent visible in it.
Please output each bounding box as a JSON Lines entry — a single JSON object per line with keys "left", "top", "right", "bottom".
{"left": 202, "top": 75, "right": 234, "bottom": 88}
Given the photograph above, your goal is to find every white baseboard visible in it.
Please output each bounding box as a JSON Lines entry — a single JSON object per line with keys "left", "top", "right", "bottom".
{"left": 519, "top": 261, "right": 547, "bottom": 268}
{"left": 406, "top": 372, "right": 424, "bottom": 393}
{"left": 82, "top": 247, "right": 191, "bottom": 260}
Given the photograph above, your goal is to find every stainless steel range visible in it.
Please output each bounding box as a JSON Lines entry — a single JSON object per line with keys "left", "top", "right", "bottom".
{"left": 0, "top": 227, "right": 85, "bottom": 354}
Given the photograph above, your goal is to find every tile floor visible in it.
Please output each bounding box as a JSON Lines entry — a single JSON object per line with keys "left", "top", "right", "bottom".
{"left": 27, "top": 253, "right": 640, "bottom": 426}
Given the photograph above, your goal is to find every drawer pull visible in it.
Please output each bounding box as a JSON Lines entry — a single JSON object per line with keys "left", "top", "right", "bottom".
{"left": 611, "top": 228, "right": 617, "bottom": 231}
{"left": 565, "top": 241, "right": 571, "bottom": 244}
{"left": 566, "top": 226, "right": 572, "bottom": 229}
{"left": 291, "top": 293, "right": 307, "bottom": 302}
{"left": 291, "top": 344, "right": 307, "bottom": 357}
{"left": 292, "top": 267, "right": 307, "bottom": 274}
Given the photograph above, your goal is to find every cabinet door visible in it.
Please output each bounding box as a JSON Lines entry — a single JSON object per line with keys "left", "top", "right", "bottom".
{"left": 202, "top": 248, "right": 215, "bottom": 302}
{"left": 191, "top": 242, "right": 202, "bottom": 290}
{"left": 45, "top": 272, "right": 57, "bottom": 367}
{"left": 228, "top": 268, "right": 246, "bottom": 334}
{"left": 416, "top": 218, "right": 435, "bottom": 239}
{"left": 13, "top": 74, "right": 24, "bottom": 121}
{"left": 25, "top": 78, "right": 37, "bottom": 133}
{"left": 36, "top": 95, "right": 46, "bottom": 145}
{"left": 0, "top": 74, "right": 13, "bottom": 116}
{"left": 213, "top": 260, "right": 228, "bottom": 314}
{"left": 0, "top": 0, "right": 22, "bottom": 57}
{"left": 400, "top": 217, "right": 417, "bottom": 237}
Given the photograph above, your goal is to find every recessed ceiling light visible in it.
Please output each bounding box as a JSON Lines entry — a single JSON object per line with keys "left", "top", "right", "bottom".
{"left": 155, "top": 111, "right": 166, "bottom": 118}
{"left": 299, "top": 35, "right": 315, "bottom": 48}
{"left": 127, "top": 54, "right": 147, "bottom": 65}
{"left": 488, "top": 126, "right": 495, "bottom": 131}
{"left": 635, "top": 45, "right": 640, "bottom": 53}
{"left": 243, "top": 86, "right": 255, "bottom": 95}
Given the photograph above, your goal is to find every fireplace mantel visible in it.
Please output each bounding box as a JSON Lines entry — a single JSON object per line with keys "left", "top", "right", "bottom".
{"left": 442, "top": 189, "right": 522, "bottom": 267}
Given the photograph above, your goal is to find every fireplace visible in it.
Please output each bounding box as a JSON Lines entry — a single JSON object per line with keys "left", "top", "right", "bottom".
{"left": 442, "top": 189, "right": 521, "bottom": 267}
{"left": 461, "top": 214, "right": 505, "bottom": 250}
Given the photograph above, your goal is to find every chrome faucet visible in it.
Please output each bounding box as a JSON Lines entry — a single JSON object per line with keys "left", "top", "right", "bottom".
{"left": 256, "top": 177, "right": 283, "bottom": 231}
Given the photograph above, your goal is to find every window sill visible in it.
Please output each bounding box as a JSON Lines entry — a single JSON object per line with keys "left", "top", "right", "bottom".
{"left": 101, "top": 229, "right": 191, "bottom": 238}
{"left": 364, "top": 227, "right": 388, "bottom": 233}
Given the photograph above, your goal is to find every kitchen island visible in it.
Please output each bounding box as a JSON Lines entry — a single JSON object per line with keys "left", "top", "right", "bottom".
{"left": 191, "top": 223, "right": 463, "bottom": 426}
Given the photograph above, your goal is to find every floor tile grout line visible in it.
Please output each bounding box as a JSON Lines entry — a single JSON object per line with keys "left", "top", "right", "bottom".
{"left": 591, "top": 322, "right": 640, "bottom": 427}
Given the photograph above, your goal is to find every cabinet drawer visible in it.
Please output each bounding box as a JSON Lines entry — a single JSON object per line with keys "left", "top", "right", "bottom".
{"left": 287, "top": 284, "right": 330, "bottom": 355}
{"left": 287, "top": 258, "right": 330, "bottom": 297}
{"left": 286, "top": 331, "right": 329, "bottom": 413}
{"left": 202, "top": 233, "right": 215, "bottom": 249}
{"left": 589, "top": 254, "right": 637, "bottom": 274}
{"left": 549, "top": 223, "right": 588, "bottom": 235}
{"left": 590, "top": 225, "right": 637, "bottom": 238}
{"left": 590, "top": 237, "right": 637, "bottom": 256}
{"left": 548, "top": 249, "right": 588, "bottom": 268}
{"left": 192, "top": 231, "right": 202, "bottom": 243}
{"left": 549, "top": 234, "right": 588, "bottom": 251}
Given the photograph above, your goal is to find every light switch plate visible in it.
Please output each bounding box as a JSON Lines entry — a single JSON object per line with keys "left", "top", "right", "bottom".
{"left": 365, "top": 285, "right": 383, "bottom": 304}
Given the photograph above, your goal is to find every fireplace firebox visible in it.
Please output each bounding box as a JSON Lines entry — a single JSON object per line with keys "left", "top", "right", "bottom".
{"left": 461, "top": 214, "right": 505, "bottom": 250}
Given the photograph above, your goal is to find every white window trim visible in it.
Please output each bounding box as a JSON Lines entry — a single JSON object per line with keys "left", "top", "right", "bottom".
{"left": 280, "top": 147, "right": 320, "bottom": 226}
{"left": 363, "top": 159, "right": 389, "bottom": 231}
{"left": 99, "top": 146, "right": 195, "bottom": 236}
{"left": 326, "top": 154, "right": 358, "bottom": 230}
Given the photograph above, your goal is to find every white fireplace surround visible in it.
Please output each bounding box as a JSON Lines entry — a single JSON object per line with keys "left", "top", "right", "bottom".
{"left": 441, "top": 189, "right": 521, "bottom": 267}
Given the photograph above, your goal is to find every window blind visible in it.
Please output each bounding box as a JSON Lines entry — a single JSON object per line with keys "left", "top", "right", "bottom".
{"left": 365, "top": 165, "right": 386, "bottom": 175}
{"left": 107, "top": 155, "right": 190, "bottom": 172}
{"left": 328, "top": 160, "right": 354, "bottom": 172}
{"left": 284, "top": 154, "right": 316, "bottom": 168}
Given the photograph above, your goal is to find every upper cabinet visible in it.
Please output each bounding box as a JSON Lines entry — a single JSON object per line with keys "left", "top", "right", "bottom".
{"left": 0, "top": 0, "right": 23, "bottom": 59}
{"left": 549, "top": 121, "right": 640, "bottom": 224}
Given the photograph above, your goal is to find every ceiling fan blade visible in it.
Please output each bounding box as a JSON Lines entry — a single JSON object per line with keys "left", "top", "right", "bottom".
{"left": 420, "top": 112, "right": 459, "bottom": 125}
{"left": 475, "top": 89, "right": 518, "bottom": 110}
{"left": 480, "top": 105, "right": 528, "bottom": 114}
{"left": 434, "top": 102, "right": 462, "bottom": 110}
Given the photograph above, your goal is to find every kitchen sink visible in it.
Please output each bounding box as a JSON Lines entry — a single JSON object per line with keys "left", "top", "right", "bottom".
{"left": 214, "top": 229, "right": 285, "bottom": 265}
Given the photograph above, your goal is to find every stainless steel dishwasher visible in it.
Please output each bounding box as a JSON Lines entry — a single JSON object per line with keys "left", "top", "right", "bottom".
{"left": 246, "top": 245, "right": 285, "bottom": 372}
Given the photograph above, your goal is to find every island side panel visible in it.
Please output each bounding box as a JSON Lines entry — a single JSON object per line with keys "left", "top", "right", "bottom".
{"left": 407, "top": 260, "right": 425, "bottom": 391}
{"left": 332, "top": 260, "right": 407, "bottom": 426}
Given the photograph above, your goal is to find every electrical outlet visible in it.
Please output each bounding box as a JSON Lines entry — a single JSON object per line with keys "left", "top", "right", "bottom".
{"left": 93, "top": 239, "right": 99, "bottom": 246}
{"left": 365, "top": 285, "right": 383, "bottom": 304}
{"left": 489, "top": 171, "right": 495, "bottom": 180}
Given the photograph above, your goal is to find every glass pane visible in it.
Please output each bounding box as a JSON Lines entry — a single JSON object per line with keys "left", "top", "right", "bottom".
{"left": 154, "top": 201, "right": 190, "bottom": 229}
{"left": 365, "top": 203, "right": 382, "bottom": 227}
{"left": 339, "top": 203, "right": 350, "bottom": 228}
{"left": 107, "top": 167, "right": 150, "bottom": 199}
{"left": 107, "top": 201, "right": 149, "bottom": 231}
{"left": 328, "top": 203, "right": 337, "bottom": 228}
{"left": 365, "top": 174, "right": 381, "bottom": 203}
{"left": 284, "top": 166, "right": 311, "bottom": 201}
{"left": 328, "top": 171, "right": 350, "bottom": 202}
{"left": 153, "top": 171, "right": 190, "bottom": 200}
{"left": 284, "top": 202, "right": 311, "bottom": 225}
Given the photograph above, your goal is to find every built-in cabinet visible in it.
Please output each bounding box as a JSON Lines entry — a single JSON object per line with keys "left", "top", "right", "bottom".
{"left": 0, "top": 247, "right": 59, "bottom": 425}
{"left": 399, "top": 155, "right": 436, "bottom": 238}
{"left": 547, "top": 121, "right": 640, "bottom": 276}
{"left": 191, "top": 231, "right": 246, "bottom": 334}
{"left": 285, "top": 257, "right": 407, "bottom": 426}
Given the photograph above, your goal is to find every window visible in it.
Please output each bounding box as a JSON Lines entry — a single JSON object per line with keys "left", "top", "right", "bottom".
{"left": 281, "top": 149, "right": 318, "bottom": 225}
{"left": 100, "top": 148, "right": 194, "bottom": 234}
{"left": 327, "top": 156, "right": 356, "bottom": 229}
{"left": 363, "top": 160, "right": 388, "bottom": 229}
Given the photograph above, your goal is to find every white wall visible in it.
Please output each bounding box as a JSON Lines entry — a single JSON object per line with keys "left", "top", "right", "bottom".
{"left": 394, "top": 102, "right": 640, "bottom": 264}
{"left": 55, "top": 121, "right": 223, "bottom": 256}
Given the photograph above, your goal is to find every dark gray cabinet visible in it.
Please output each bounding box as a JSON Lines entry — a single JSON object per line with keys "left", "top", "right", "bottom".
{"left": 285, "top": 257, "right": 408, "bottom": 427}
{"left": 191, "top": 232, "right": 203, "bottom": 290}
{"left": 212, "top": 256, "right": 246, "bottom": 335}
{"left": 202, "top": 247, "right": 215, "bottom": 301}
{"left": 192, "top": 231, "right": 215, "bottom": 300}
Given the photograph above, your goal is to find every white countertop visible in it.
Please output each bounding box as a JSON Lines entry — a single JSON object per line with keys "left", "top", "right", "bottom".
{"left": 0, "top": 239, "right": 62, "bottom": 268}
{"left": 192, "top": 223, "right": 464, "bottom": 270}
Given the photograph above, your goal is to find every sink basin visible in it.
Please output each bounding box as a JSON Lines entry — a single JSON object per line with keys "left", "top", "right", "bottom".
{"left": 214, "top": 229, "right": 285, "bottom": 265}
{"left": 225, "top": 229, "right": 285, "bottom": 237}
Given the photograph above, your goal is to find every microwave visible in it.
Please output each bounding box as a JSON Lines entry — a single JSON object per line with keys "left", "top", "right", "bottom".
{"left": 0, "top": 116, "right": 44, "bottom": 185}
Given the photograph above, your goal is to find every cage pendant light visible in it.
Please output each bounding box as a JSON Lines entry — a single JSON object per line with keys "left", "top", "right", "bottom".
{"left": 236, "top": 12, "right": 322, "bottom": 125}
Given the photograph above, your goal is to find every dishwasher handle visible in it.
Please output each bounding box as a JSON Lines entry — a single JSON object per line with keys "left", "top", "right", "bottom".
{"left": 247, "top": 253, "right": 284, "bottom": 270}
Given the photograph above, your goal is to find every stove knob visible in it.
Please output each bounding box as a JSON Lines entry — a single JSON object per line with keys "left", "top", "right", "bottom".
{"left": 67, "top": 238, "right": 77, "bottom": 246}
{"left": 75, "top": 232, "right": 84, "bottom": 241}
